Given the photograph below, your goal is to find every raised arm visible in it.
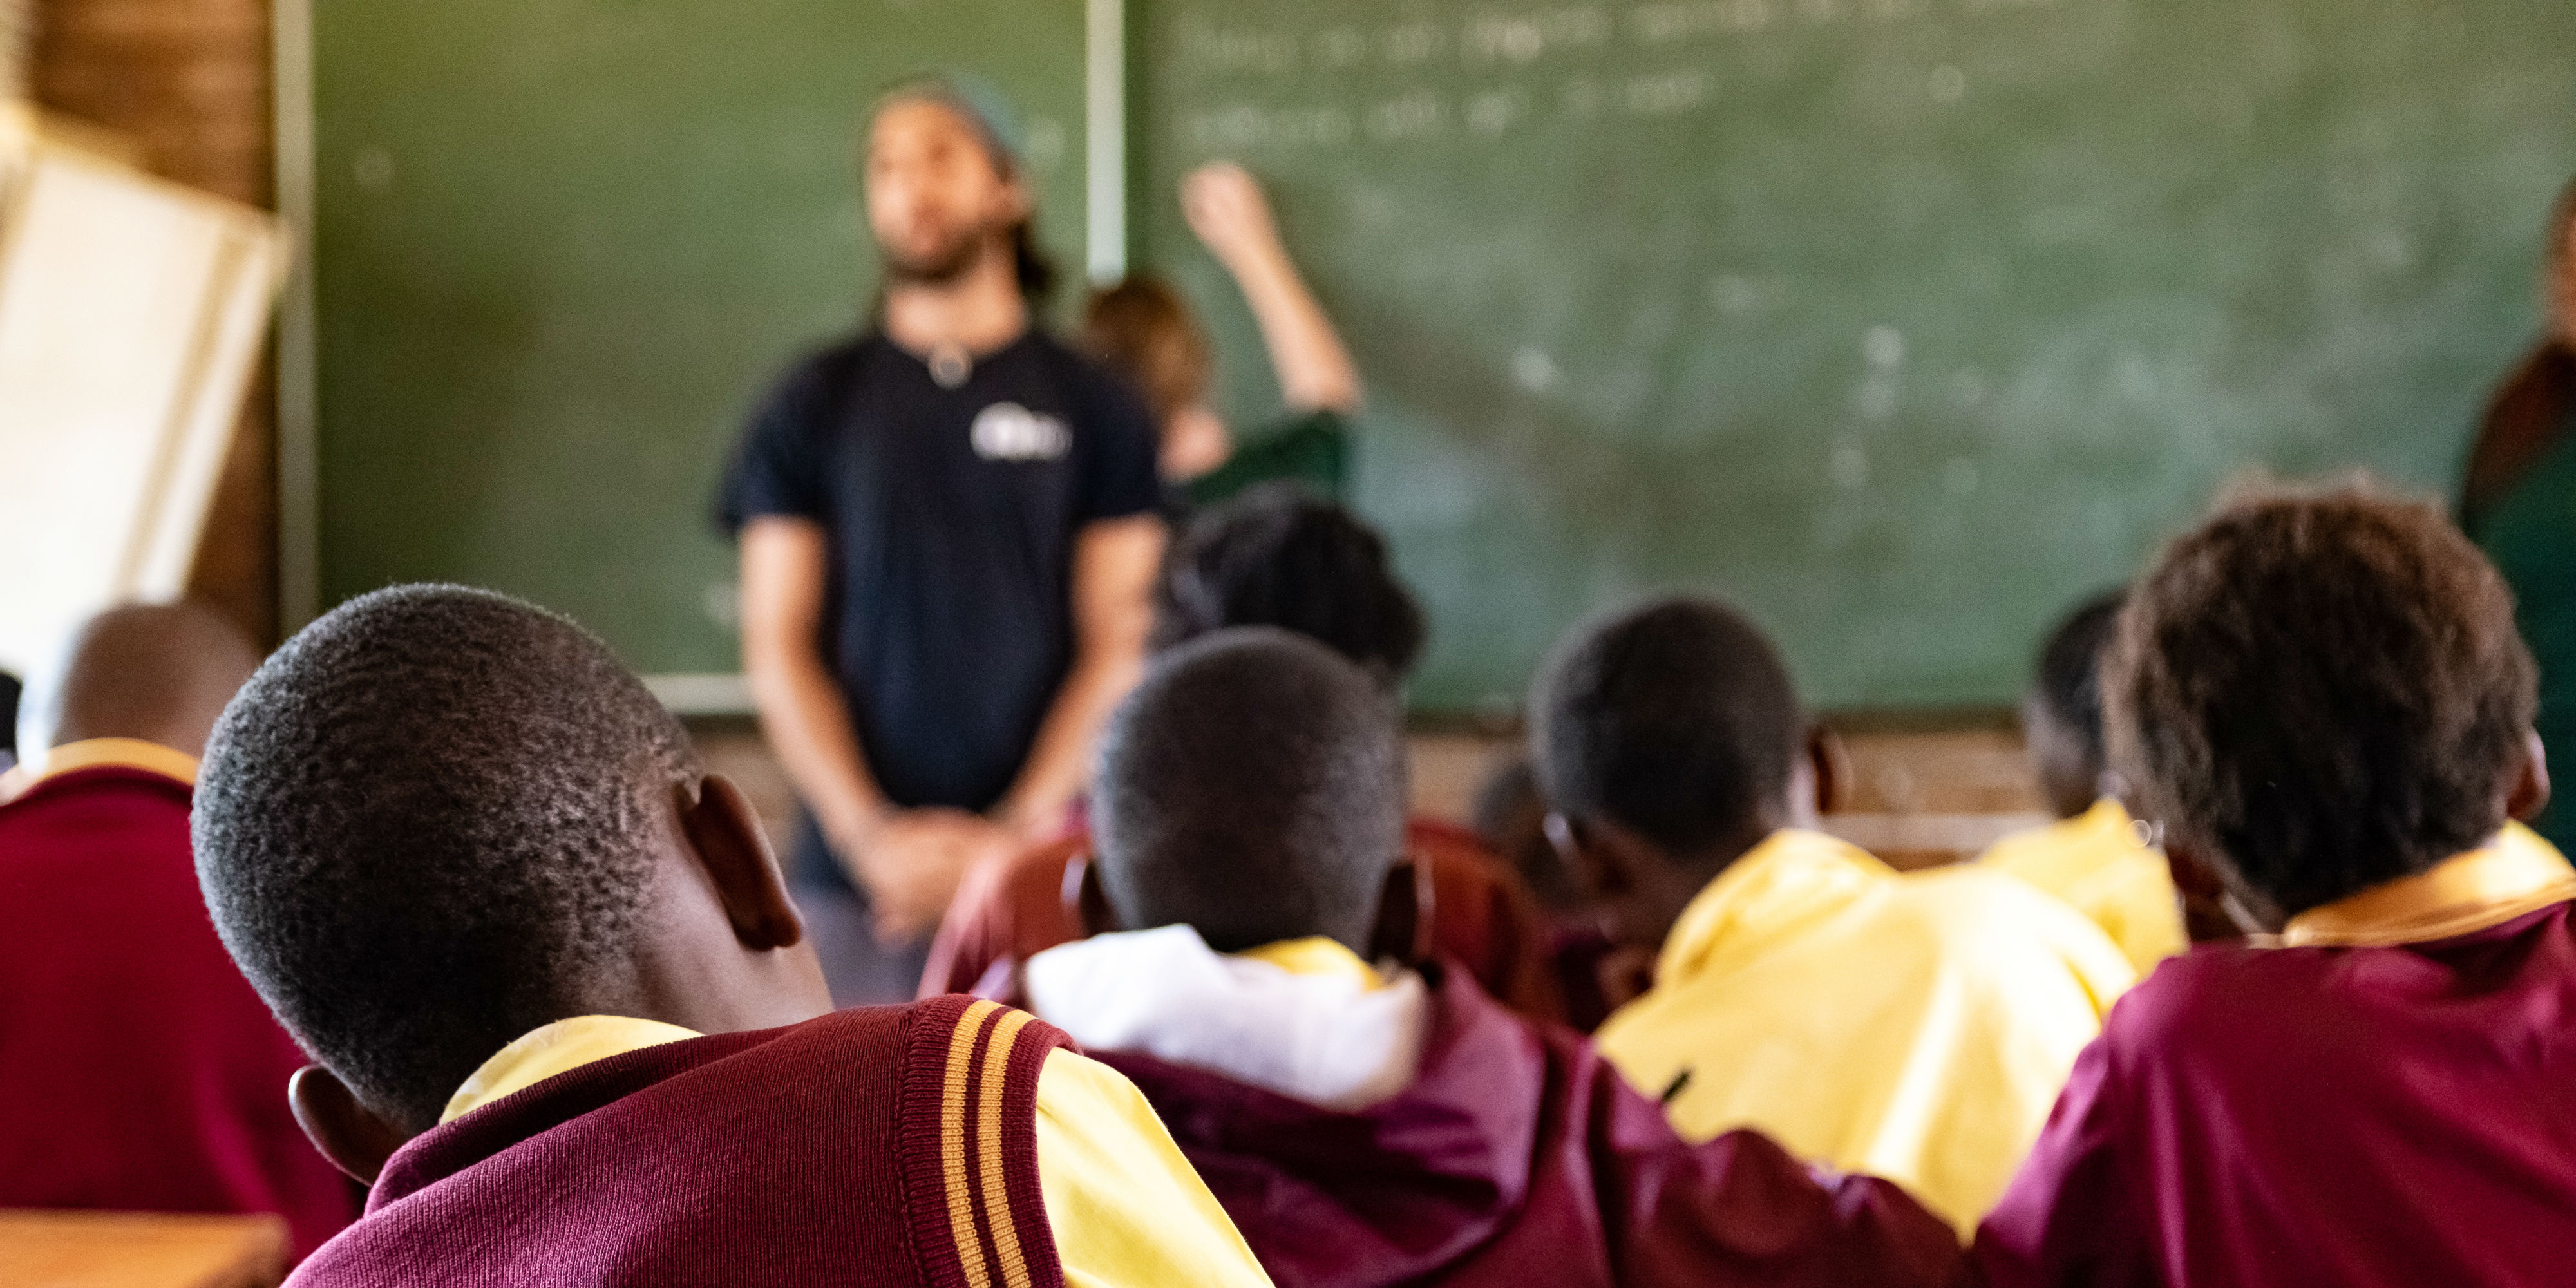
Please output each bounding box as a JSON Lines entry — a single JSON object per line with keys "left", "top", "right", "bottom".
{"left": 1182, "top": 162, "right": 1362, "bottom": 416}
{"left": 990, "top": 514, "right": 1166, "bottom": 838}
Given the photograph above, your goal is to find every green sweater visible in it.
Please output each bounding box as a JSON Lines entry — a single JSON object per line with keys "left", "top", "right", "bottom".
{"left": 1180, "top": 410, "right": 1349, "bottom": 507}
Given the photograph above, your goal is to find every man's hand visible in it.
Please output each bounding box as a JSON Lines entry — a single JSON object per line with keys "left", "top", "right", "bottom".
{"left": 1182, "top": 161, "right": 1287, "bottom": 274}
{"left": 834, "top": 808, "right": 1022, "bottom": 942}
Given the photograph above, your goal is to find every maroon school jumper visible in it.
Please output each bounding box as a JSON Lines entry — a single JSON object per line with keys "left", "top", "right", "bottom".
{"left": 1975, "top": 904, "right": 2576, "bottom": 1288}
{"left": 1094, "top": 965, "right": 1962, "bottom": 1288}
{"left": 292, "top": 998, "right": 1072, "bottom": 1287}
{"left": 0, "top": 762, "right": 356, "bottom": 1258}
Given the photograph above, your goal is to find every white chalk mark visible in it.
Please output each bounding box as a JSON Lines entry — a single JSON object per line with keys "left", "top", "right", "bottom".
{"left": 1625, "top": 70, "right": 1708, "bottom": 115}
{"left": 1865, "top": 325, "right": 1907, "bottom": 368}
{"left": 1832, "top": 442, "right": 1871, "bottom": 489}
{"left": 353, "top": 146, "right": 395, "bottom": 193}
{"left": 1513, "top": 347, "right": 1560, "bottom": 393}
{"left": 1855, "top": 379, "right": 1899, "bottom": 420}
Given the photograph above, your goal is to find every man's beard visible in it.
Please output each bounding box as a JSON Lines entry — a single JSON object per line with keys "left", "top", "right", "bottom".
{"left": 882, "top": 220, "right": 1005, "bottom": 288}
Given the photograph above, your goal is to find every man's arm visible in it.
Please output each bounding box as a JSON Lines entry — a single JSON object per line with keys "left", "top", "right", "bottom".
{"left": 743, "top": 517, "right": 1012, "bottom": 936}
{"left": 738, "top": 516, "right": 889, "bottom": 867}
{"left": 990, "top": 515, "right": 1166, "bottom": 838}
{"left": 1182, "top": 162, "right": 1361, "bottom": 416}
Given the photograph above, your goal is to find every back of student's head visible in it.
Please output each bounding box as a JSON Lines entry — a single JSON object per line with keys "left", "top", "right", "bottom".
{"left": 1154, "top": 483, "right": 1427, "bottom": 688}
{"left": 33, "top": 601, "right": 261, "bottom": 760}
{"left": 2025, "top": 589, "right": 2126, "bottom": 818}
{"left": 193, "top": 585, "right": 698, "bottom": 1132}
{"left": 1083, "top": 274, "right": 1212, "bottom": 425}
{"left": 1093, "top": 627, "right": 1406, "bottom": 954}
{"left": 1529, "top": 596, "right": 1803, "bottom": 862}
{"left": 2105, "top": 483, "right": 2536, "bottom": 919}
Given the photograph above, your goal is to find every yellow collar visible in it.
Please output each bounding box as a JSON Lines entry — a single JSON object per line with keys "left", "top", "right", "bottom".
{"left": 2279, "top": 823, "right": 2576, "bottom": 949}
{"left": 2068, "top": 797, "right": 2139, "bottom": 841}
{"left": 440, "top": 1015, "right": 702, "bottom": 1124}
{"left": 35, "top": 737, "right": 200, "bottom": 788}
{"left": 1233, "top": 936, "right": 1385, "bottom": 990}
{"left": 1658, "top": 829, "right": 1892, "bottom": 987}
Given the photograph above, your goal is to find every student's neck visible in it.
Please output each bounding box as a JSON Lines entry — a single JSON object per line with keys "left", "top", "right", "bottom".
{"left": 623, "top": 950, "right": 830, "bottom": 1039}
{"left": 884, "top": 251, "right": 1028, "bottom": 358}
{"left": 1649, "top": 814, "right": 1791, "bottom": 928}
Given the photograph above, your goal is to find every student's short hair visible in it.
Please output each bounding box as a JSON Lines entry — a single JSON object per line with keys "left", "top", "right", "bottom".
{"left": 193, "top": 585, "right": 698, "bottom": 1132}
{"left": 1153, "top": 484, "right": 1428, "bottom": 688}
{"left": 2105, "top": 483, "right": 2537, "bottom": 917}
{"left": 1083, "top": 276, "right": 1213, "bottom": 424}
{"left": 2031, "top": 590, "right": 2127, "bottom": 766}
{"left": 1093, "top": 628, "right": 1406, "bottom": 954}
{"left": 1529, "top": 596, "right": 1803, "bottom": 859}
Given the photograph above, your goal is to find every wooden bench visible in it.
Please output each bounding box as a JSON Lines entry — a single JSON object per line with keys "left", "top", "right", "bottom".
{"left": 0, "top": 1210, "right": 285, "bottom": 1288}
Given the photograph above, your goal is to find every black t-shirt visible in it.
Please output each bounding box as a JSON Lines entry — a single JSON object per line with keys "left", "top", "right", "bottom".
{"left": 719, "top": 329, "right": 1162, "bottom": 815}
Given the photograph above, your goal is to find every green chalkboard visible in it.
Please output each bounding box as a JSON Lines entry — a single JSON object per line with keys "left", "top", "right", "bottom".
{"left": 312, "top": 0, "right": 1091, "bottom": 675}
{"left": 1133, "top": 0, "right": 2576, "bottom": 712}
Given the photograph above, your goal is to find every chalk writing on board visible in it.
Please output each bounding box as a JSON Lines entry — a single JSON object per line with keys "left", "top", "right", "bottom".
{"left": 1179, "top": 0, "right": 2072, "bottom": 80}
{"left": 1463, "top": 9, "right": 1614, "bottom": 66}
{"left": 1171, "top": 0, "right": 2090, "bottom": 153}
{"left": 1466, "top": 88, "right": 1535, "bottom": 135}
{"left": 1368, "top": 90, "right": 1450, "bottom": 141}
{"left": 1382, "top": 21, "right": 1448, "bottom": 65}
{"left": 1625, "top": 70, "right": 1709, "bottom": 115}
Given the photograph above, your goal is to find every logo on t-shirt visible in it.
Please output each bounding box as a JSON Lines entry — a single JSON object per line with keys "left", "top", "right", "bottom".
{"left": 970, "top": 402, "right": 1073, "bottom": 462}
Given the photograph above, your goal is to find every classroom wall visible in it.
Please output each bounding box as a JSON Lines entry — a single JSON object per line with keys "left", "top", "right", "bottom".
{"left": 31, "top": 0, "right": 279, "bottom": 647}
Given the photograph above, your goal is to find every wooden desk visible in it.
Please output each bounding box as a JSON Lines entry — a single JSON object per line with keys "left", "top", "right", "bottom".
{"left": 0, "top": 1210, "right": 285, "bottom": 1288}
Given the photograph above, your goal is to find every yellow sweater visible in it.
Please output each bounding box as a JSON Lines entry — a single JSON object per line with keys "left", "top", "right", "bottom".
{"left": 1980, "top": 799, "right": 2185, "bottom": 977}
{"left": 1595, "top": 829, "right": 2135, "bottom": 1235}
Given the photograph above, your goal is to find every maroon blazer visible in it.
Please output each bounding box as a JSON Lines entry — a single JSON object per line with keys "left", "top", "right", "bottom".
{"left": 1097, "top": 965, "right": 1963, "bottom": 1288}
{"left": 294, "top": 998, "right": 1070, "bottom": 1287}
{"left": 1976, "top": 904, "right": 2576, "bottom": 1288}
{"left": 0, "top": 764, "right": 355, "bottom": 1259}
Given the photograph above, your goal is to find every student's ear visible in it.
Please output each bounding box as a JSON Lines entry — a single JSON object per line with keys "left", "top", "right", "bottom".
{"left": 1804, "top": 726, "right": 1853, "bottom": 817}
{"left": 1365, "top": 856, "right": 1436, "bottom": 966}
{"left": 289, "top": 1065, "right": 413, "bottom": 1186}
{"left": 1066, "top": 852, "right": 1117, "bottom": 938}
{"left": 2163, "top": 837, "right": 2279, "bottom": 941}
{"left": 677, "top": 774, "right": 806, "bottom": 952}
{"left": 1546, "top": 811, "right": 1629, "bottom": 902}
{"left": 2508, "top": 730, "right": 2552, "bottom": 824}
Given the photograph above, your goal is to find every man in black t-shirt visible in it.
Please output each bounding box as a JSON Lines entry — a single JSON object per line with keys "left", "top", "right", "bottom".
{"left": 719, "top": 78, "right": 1164, "bottom": 1003}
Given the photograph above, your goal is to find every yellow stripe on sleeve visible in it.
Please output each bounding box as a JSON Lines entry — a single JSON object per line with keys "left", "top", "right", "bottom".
{"left": 976, "top": 1008, "right": 1040, "bottom": 1288}
{"left": 940, "top": 999, "right": 1001, "bottom": 1288}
